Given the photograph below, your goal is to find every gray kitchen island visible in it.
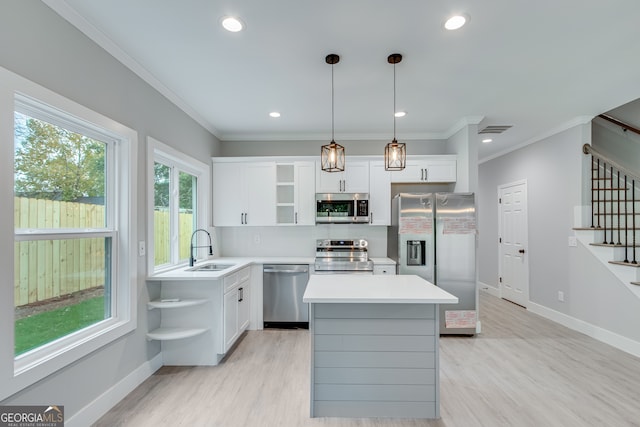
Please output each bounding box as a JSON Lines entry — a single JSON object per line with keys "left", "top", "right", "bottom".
{"left": 302, "top": 274, "right": 458, "bottom": 419}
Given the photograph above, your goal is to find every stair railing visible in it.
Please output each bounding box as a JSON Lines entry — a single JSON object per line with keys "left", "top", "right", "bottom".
{"left": 583, "top": 143, "right": 640, "bottom": 264}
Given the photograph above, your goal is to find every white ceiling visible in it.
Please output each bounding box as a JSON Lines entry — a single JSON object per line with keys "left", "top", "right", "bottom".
{"left": 44, "top": 0, "right": 640, "bottom": 161}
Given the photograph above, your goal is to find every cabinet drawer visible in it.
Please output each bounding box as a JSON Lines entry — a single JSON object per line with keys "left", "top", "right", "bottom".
{"left": 238, "top": 266, "right": 251, "bottom": 283}
{"left": 224, "top": 267, "right": 251, "bottom": 292}
{"left": 224, "top": 272, "right": 239, "bottom": 292}
{"left": 373, "top": 265, "right": 396, "bottom": 275}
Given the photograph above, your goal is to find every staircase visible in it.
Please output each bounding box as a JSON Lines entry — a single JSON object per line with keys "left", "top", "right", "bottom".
{"left": 576, "top": 142, "right": 640, "bottom": 298}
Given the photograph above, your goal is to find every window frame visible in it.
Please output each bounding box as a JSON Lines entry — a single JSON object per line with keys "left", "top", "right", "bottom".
{"left": 0, "top": 66, "right": 138, "bottom": 401}
{"left": 147, "top": 137, "right": 210, "bottom": 275}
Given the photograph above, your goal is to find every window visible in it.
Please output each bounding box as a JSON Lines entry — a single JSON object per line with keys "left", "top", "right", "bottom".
{"left": 148, "top": 137, "right": 210, "bottom": 273}
{"left": 0, "top": 66, "right": 137, "bottom": 400}
{"left": 14, "top": 109, "right": 113, "bottom": 357}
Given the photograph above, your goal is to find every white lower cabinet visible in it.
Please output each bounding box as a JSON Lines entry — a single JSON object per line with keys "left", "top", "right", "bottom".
{"left": 223, "top": 267, "right": 251, "bottom": 353}
{"left": 373, "top": 264, "right": 397, "bottom": 275}
{"left": 223, "top": 288, "right": 240, "bottom": 352}
{"left": 147, "top": 266, "right": 251, "bottom": 365}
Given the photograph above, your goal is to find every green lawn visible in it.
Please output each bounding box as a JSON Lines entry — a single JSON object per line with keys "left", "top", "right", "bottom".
{"left": 15, "top": 296, "right": 106, "bottom": 356}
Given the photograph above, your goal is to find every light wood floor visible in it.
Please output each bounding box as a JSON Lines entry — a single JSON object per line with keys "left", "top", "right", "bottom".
{"left": 94, "top": 293, "right": 640, "bottom": 427}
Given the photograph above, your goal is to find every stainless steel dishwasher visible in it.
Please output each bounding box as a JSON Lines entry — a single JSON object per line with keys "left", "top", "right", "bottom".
{"left": 263, "top": 264, "right": 309, "bottom": 328}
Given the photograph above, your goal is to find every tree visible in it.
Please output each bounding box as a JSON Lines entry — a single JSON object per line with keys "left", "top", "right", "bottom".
{"left": 153, "top": 162, "right": 195, "bottom": 212}
{"left": 14, "top": 114, "right": 105, "bottom": 202}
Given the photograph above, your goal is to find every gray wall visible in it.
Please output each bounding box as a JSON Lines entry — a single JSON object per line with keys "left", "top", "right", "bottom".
{"left": 478, "top": 122, "right": 640, "bottom": 343}
{"left": 220, "top": 138, "right": 448, "bottom": 157}
{"left": 0, "top": 0, "right": 219, "bottom": 417}
{"left": 592, "top": 118, "right": 640, "bottom": 174}
{"left": 479, "top": 125, "right": 584, "bottom": 307}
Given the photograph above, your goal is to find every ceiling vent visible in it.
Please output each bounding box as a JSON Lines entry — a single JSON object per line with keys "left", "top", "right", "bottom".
{"left": 478, "top": 125, "right": 512, "bottom": 134}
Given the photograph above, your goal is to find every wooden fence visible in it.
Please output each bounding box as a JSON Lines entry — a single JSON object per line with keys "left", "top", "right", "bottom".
{"left": 154, "top": 210, "right": 193, "bottom": 266}
{"left": 13, "top": 197, "right": 192, "bottom": 307}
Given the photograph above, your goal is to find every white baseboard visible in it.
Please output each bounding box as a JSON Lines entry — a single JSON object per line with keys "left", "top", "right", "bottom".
{"left": 66, "top": 353, "right": 163, "bottom": 427}
{"left": 479, "top": 281, "right": 500, "bottom": 298}
{"left": 528, "top": 301, "right": 640, "bottom": 359}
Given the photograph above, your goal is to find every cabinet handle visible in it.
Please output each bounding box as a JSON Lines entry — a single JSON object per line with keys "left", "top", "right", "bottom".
{"left": 421, "top": 168, "right": 424, "bottom": 181}
{"left": 295, "top": 212, "right": 298, "bottom": 224}
{"left": 240, "top": 213, "right": 244, "bottom": 224}
{"left": 370, "top": 212, "right": 373, "bottom": 224}
{"left": 424, "top": 168, "right": 428, "bottom": 181}
{"left": 244, "top": 213, "right": 248, "bottom": 224}
{"left": 238, "top": 287, "right": 243, "bottom": 302}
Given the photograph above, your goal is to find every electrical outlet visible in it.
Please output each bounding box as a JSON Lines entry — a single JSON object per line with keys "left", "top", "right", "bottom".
{"left": 568, "top": 236, "right": 577, "bottom": 247}
{"left": 138, "top": 241, "right": 146, "bottom": 257}
{"left": 558, "top": 291, "right": 564, "bottom": 302}
{"left": 253, "top": 234, "right": 261, "bottom": 245}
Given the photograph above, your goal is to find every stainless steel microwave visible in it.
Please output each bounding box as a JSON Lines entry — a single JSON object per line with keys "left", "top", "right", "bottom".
{"left": 315, "top": 193, "right": 370, "bottom": 224}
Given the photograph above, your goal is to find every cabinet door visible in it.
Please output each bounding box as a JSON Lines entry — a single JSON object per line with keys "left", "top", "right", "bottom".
{"left": 213, "top": 163, "right": 244, "bottom": 226}
{"left": 390, "top": 160, "right": 426, "bottom": 183}
{"left": 244, "top": 162, "right": 277, "bottom": 226}
{"left": 390, "top": 158, "right": 457, "bottom": 183}
{"left": 238, "top": 282, "right": 250, "bottom": 332}
{"left": 223, "top": 288, "right": 239, "bottom": 353}
{"left": 369, "top": 161, "right": 391, "bottom": 225}
{"left": 424, "top": 159, "right": 457, "bottom": 182}
{"left": 295, "top": 161, "right": 316, "bottom": 225}
{"left": 343, "top": 161, "right": 370, "bottom": 193}
{"left": 315, "top": 162, "right": 344, "bottom": 192}
{"left": 315, "top": 160, "right": 369, "bottom": 193}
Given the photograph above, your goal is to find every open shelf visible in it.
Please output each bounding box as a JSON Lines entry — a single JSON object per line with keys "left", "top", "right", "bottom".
{"left": 147, "top": 298, "right": 208, "bottom": 310}
{"left": 146, "top": 327, "right": 208, "bottom": 341}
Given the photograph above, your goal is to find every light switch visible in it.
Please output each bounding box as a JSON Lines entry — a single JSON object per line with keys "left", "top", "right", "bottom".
{"left": 138, "top": 241, "right": 146, "bottom": 256}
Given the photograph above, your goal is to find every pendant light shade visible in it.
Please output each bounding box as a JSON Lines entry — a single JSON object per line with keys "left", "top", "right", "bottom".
{"left": 321, "top": 54, "right": 345, "bottom": 172}
{"left": 385, "top": 138, "right": 406, "bottom": 170}
{"left": 385, "top": 53, "right": 406, "bottom": 171}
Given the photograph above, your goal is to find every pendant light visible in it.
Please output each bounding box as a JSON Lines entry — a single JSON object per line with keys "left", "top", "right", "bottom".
{"left": 385, "top": 53, "right": 406, "bottom": 171}
{"left": 321, "top": 54, "right": 345, "bottom": 172}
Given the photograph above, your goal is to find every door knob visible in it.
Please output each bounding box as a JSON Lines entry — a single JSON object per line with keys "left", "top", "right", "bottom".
{"left": 518, "top": 249, "right": 525, "bottom": 254}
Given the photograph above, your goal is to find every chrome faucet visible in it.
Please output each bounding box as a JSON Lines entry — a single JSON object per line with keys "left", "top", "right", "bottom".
{"left": 190, "top": 228, "right": 213, "bottom": 267}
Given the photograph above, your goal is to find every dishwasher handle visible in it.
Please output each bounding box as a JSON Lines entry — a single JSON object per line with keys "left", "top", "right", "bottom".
{"left": 263, "top": 265, "right": 309, "bottom": 274}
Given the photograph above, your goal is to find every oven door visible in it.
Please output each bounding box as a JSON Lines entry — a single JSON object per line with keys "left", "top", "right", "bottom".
{"left": 314, "top": 260, "right": 374, "bottom": 274}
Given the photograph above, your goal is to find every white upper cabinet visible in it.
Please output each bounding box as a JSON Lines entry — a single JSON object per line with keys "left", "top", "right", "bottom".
{"left": 369, "top": 161, "right": 391, "bottom": 225}
{"left": 213, "top": 162, "right": 277, "bottom": 226}
{"left": 390, "top": 157, "right": 456, "bottom": 183}
{"left": 316, "top": 160, "right": 369, "bottom": 193}
{"left": 276, "top": 161, "right": 316, "bottom": 225}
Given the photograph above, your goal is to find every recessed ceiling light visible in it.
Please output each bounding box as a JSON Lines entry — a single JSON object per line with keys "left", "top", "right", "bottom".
{"left": 269, "top": 112, "right": 281, "bottom": 118}
{"left": 482, "top": 138, "right": 493, "bottom": 143}
{"left": 221, "top": 16, "right": 244, "bottom": 32}
{"left": 394, "top": 111, "right": 407, "bottom": 118}
{"left": 444, "top": 14, "right": 467, "bottom": 30}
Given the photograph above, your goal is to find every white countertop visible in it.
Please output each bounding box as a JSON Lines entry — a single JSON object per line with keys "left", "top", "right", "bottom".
{"left": 147, "top": 256, "right": 395, "bottom": 281}
{"left": 303, "top": 274, "right": 458, "bottom": 304}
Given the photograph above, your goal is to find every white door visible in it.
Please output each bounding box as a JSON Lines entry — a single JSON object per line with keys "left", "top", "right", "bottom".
{"left": 499, "top": 180, "right": 529, "bottom": 307}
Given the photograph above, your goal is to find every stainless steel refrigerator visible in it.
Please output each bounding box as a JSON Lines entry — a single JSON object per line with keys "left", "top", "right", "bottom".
{"left": 388, "top": 193, "right": 477, "bottom": 335}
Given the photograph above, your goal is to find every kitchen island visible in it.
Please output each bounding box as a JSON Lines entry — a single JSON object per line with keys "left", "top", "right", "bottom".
{"left": 302, "top": 274, "right": 458, "bottom": 419}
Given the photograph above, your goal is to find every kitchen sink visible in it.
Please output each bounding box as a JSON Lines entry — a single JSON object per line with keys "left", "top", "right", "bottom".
{"left": 187, "top": 263, "right": 235, "bottom": 272}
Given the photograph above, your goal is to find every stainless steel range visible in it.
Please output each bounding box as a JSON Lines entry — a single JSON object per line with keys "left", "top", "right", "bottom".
{"left": 314, "top": 239, "right": 374, "bottom": 274}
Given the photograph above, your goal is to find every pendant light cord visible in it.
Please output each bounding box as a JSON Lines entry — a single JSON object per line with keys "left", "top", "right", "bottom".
{"left": 393, "top": 62, "right": 396, "bottom": 141}
{"left": 331, "top": 61, "right": 335, "bottom": 142}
